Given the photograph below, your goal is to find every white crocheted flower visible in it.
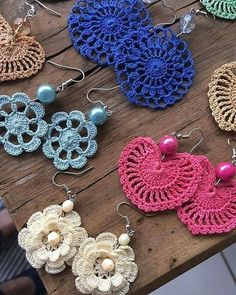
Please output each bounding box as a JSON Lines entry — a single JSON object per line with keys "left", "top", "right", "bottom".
{"left": 72, "top": 232, "right": 138, "bottom": 295}
{"left": 18, "top": 205, "right": 88, "bottom": 274}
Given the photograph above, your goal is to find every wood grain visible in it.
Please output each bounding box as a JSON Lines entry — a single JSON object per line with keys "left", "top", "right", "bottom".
{"left": 0, "top": 0, "right": 236, "bottom": 294}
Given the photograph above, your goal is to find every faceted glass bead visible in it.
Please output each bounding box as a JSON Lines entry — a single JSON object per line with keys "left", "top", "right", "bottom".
{"left": 12, "top": 17, "right": 31, "bottom": 36}
{"left": 179, "top": 13, "right": 196, "bottom": 34}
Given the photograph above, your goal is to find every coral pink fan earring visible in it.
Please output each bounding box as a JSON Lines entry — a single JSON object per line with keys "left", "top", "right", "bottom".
{"left": 177, "top": 138, "right": 236, "bottom": 235}
{"left": 118, "top": 128, "right": 204, "bottom": 212}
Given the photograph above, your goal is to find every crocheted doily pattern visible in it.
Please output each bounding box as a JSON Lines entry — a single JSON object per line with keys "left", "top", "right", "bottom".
{"left": 208, "top": 61, "right": 236, "bottom": 131}
{"left": 68, "top": 0, "right": 152, "bottom": 66}
{"left": 201, "top": 0, "right": 236, "bottom": 19}
{"left": 72, "top": 232, "right": 138, "bottom": 295}
{"left": 177, "top": 156, "right": 236, "bottom": 235}
{"left": 43, "top": 111, "right": 97, "bottom": 170}
{"left": 118, "top": 137, "right": 202, "bottom": 212}
{"left": 114, "top": 27, "right": 195, "bottom": 109}
{"left": 0, "top": 92, "right": 48, "bottom": 156}
{"left": 0, "top": 14, "right": 45, "bottom": 82}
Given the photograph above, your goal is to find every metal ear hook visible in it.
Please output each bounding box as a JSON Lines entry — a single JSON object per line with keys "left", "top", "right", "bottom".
{"left": 86, "top": 85, "right": 119, "bottom": 116}
{"left": 173, "top": 128, "right": 204, "bottom": 154}
{"left": 191, "top": 8, "right": 215, "bottom": 21}
{"left": 52, "top": 166, "right": 94, "bottom": 199}
{"left": 227, "top": 138, "right": 236, "bottom": 165}
{"left": 150, "top": 0, "right": 176, "bottom": 28}
{"left": 25, "top": 0, "right": 61, "bottom": 17}
{"left": 48, "top": 61, "right": 86, "bottom": 93}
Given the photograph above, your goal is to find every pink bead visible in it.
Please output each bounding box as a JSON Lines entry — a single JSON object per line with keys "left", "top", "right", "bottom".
{"left": 215, "top": 162, "right": 236, "bottom": 181}
{"left": 159, "top": 135, "right": 179, "bottom": 155}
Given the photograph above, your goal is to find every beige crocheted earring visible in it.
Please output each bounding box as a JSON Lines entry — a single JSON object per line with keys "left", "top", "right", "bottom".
{"left": 208, "top": 61, "right": 236, "bottom": 132}
{"left": 0, "top": 1, "right": 61, "bottom": 82}
{"left": 17, "top": 167, "right": 92, "bottom": 275}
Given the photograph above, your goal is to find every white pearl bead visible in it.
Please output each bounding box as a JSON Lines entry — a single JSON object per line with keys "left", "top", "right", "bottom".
{"left": 118, "top": 233, "right": 130, "bottom": 246}
{"left": 48, "top": 231, "right": 60, "bottom": 247}
{"left": 101, "top": 258, "right": 115, "bottom": 272}
{"left": 62, "top": 200, "right": 74, "bottom": 213}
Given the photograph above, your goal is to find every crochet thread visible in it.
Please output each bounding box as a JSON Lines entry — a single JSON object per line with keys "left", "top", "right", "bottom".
{"left": 68, "top": 0, "right": 152, "bottom": 66}
{"left": 118, "top": 137, "right": 202, "bottom": 212}
{"left": 208, "top": 61, "right": 236, "bottom": 132}
{"left": 201, "top": 0, "right": 236, "bottom": 19}
{"left": 114, "top": 27, "right": 195, "bottom": 109}
{"left": 43, "top": 111, "right": 97, "bottom": 170}
{"left": 177, "top": 156, "right": 236, "bottom": 235}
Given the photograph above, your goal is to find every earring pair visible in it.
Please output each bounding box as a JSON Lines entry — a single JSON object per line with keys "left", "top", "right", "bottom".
{"left": 118, "top": 129, "right": 236, "bottom": 234}
{"left": 18, "top": 167, "right": 143, "bottom": 295}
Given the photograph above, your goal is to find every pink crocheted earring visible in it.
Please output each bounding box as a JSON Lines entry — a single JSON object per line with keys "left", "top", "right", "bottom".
{"left": 118, "top": 128, "right": 204, "bottom": 212}
{"left": 177, "top": 138, "right": 236, "bottom": 235}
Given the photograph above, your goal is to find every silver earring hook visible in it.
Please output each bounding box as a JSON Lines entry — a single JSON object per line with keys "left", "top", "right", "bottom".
{"left": 227, "top": 138, "right": 236, "bottom": 165}
{"left": 86, "top": 85, "right": 119, "bottom": 116}
{"left": 150, "top": 0, "right": 176, "bottom": 28}
{"left": 48, "top": 61, "right": 86, "bottom": 93}
{"left": 25, "top": 0, "right": 61, "bottom": 17}
{"left": 117, "top": 202, "right": 157, "bottom": 237}
{"left": 172, "top": 128, "right": 204, "bottom": 154}
{"left": 191, "top": 8, "right": 215, "bottom": 21}
{"left": 52, "top": 166, "right": 94, "bottom": 199}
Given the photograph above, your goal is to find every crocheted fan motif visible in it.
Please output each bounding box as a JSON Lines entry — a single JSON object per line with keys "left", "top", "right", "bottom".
{"left": 0, "top": 14, "right": 45, "bottom": 82}
{"left": 177, "top": 156, "right": 236, "bottom": 235}
{"left": 68, "top": 0, "right": 152, "bottom": 66}
{"left": 118, "top": 137, "right": 202, "bottom": 212}
{"left": 201, "top": 0, "right": 236, "bottom": 19}
{"left": 43, "top": 111, "right": 97, "bottom": 170}
{"left": 0, "top": 93, "right": 48, "bottom": 156}
{"left": 114, "top": 27, "right": 195, "bottom": 110}
{"left": 208, "top": 61, "right": 236, "bottom": 132}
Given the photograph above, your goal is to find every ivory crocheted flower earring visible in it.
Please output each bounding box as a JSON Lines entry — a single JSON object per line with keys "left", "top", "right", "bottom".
{"left": 0, "top": 61, "right": 85, "bottom": 156}
{"left": 118, "top": 129, "right": 204, "bottom": 212}
{"left": 200, "top": 0, "right": 236, "bottom": 19}
{"left": 18, "top": 167, "right": 92, "bottom": 274}
{"left": 68, "top": 0, "right": 153, "bottom": 66}
{"left": 0, "top": 1, "right": 61, "bottom": 82}
{"left": 177, "top": 138, "right": 236, "bottom": 235}
{"left": 72, "top": 202, "right": 138, "bottom": 295}
{"left": 208, "top": 61, "right": 236, "bottom": 132}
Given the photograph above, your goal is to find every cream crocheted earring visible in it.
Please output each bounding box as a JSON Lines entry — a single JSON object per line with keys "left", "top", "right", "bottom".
{"left": 17, "top": 167, "right": 92, "bottom": 274}
{"left": 208, "top": 61, "right": 236, "bottom": 132}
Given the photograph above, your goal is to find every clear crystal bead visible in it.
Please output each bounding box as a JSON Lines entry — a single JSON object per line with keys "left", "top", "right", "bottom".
{"left": 12, "top": 17, "right": 31, "bottom": 36}
{"left": 179, "top": 13, "right": 196, "bottom": 34}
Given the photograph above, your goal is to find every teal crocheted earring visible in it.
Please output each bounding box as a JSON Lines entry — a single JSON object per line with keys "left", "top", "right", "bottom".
{"left": 0, "top": 61, "right": 85, "bottom": 156}
{"left": 200, "top": 0, "right": 236, "bottom": 20}
{"left": 42, "top": 84, "right": 119, "bottom": 170}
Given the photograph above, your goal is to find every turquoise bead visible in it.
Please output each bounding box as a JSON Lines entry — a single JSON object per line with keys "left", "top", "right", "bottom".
{"left": 88, "top": 105, "right": 108, "bottom": 126}
{"left": 36, "top": 84, "right": 56, "bottom": 105}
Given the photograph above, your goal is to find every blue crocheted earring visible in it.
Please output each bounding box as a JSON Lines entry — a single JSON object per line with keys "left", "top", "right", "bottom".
{"left": 0, "top": 61, "right": 85, "bottom": 156}
{"left": 42, "top": 85, "right": 119, "bottom": 170}
{"left": 68, "top": 0, "right": 153, "bottom": 66}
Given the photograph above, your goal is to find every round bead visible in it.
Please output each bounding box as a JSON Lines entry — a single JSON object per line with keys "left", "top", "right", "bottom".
{"left": 118, "top": 233, "right": 130, "bottom": 246}
{"left": 47, "top": 231, "right": 60, "bottom": 247}
{"left": 159, "top": 135, "right": 179, "bottom": 155}
{"left": 101, "top": 258, "right": 115, "bottom": 272}
{"left": 62, "top": 200, "right": 74, "bottom": 213}
{"left": 88, "top": 105, "right": 108, "bottom": 126}
{"left": 36, "top": 84, "right": 56, "bottom": 105}
{"left": 215, "top": 162, "right": 236, "bottom": 181}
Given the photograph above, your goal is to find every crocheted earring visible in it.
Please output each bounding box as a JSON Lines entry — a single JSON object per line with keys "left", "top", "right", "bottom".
{"left": 0, "top": 61, "right": 85, "bottom": 156}
{"left": 200, "top": 0, "right": 236, "bottom": 20}
{"left": 72, "top": 202, "right": 139, "bottom": 295}
{"left": 177, "top": 138, "right": 236, "bottom": 235}
{"left": 17, "top": 167, "right": 92, "bottom": 274}
{"left": 118, "top": 129, "right": 204, "bottom": 212}
{"left": 42, "top": 84, "right": 119, "bottom": 170}
{"left": 0, "top": 1, "right": 61, "bottom": 82}
{"left": 208, "top": 61, "right": 236, "bottom": 132}
{"left": 68, "top": 0, "right": 153, "bottom": 66}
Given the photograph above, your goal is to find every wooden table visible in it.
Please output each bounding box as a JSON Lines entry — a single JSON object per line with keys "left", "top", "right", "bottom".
{"left": 1, "top": 0, "right": 236, "bottom": 294}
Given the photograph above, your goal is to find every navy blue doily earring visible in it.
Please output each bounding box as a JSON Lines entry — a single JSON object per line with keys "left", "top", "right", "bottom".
{"left": 68, "top": 0, "right": 153, "bottom": 66}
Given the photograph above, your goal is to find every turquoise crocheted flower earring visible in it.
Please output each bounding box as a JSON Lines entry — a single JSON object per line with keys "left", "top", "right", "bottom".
{"left": 0, "top": 61, "right": 85, "bottom": 156}
{"left": 42, "top": 85, "right": 119, "bottom": 170}
{"left": 200, "top": 0, "right": 236, "bottom": 20}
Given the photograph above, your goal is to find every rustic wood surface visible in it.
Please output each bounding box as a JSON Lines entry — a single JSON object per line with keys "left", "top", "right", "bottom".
{"left": 0, "top": 0, "right": 236, "bottom": 294}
